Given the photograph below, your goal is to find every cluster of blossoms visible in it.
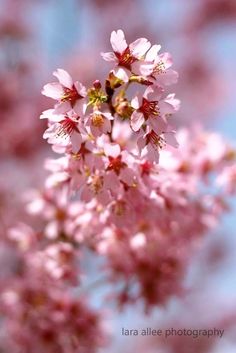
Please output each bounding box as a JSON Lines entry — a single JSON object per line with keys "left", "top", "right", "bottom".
{"left": 1, "top": 30, "right": 235, "bottom": 352}
{"left": 41, "top": 29, "right": 179, "bottom": 163}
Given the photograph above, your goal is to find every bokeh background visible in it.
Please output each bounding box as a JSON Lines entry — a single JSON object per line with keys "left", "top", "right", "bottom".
{"left": 0, "top": 0, "right": 236, "bottom": 352}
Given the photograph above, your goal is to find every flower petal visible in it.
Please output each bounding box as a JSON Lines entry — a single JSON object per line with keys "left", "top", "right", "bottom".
{"left": 132, "top": 61, "right": 154, "bottom": 77}
{"left": 53, "top": 69, "right": 73, "bottom": 88}
{"left": 144, "top": 85, "right": 164, "bottom": 101}
{"left": 146, "top": 44, "right": 161, "bottom": 61}
{"left": 159, "top": 52, "right": 173, "bottom": 69}
{"left": 54, "top": 101, "right": 71, "bottom": 114}
{"left": 120, "top": 168, "right": 135, "bottom": 185}
{"left": 74, "top": 81, "right": 87, "bottom": 97}
{"left": 41, "top": 83, "right": 64, "bottom": 99}
{"left": 164, "top": 132, "right": 179, "bottom": 148}
{"left": 40, "top": 109, "right": 64, "bottom": 122}
{"left": 131, "top": 95, "right": 142, "bottom": 109}
{"left": 73, "top": 100, "right": 86, "bottom": 116}
{"left": 130, "top": 38, "right": 151, "bottom": 58}
{"left": 104, "top": 143, "right": 121, "bottom": 158}
{"left": 130, "top": 111, "right": 145, "bottom": 132}
{"left": 110, "top": 29, "right": 127, "bottom": 53}
{"left": 70, "top": 132, "right": 82, "bottom": 153}
{"left": 112, "top": 67, "right": 130, "bottom": 82}
{"left": 100, "top": 51, "right": 117, "bottom": 62}
{"left": 154, "top": 69, "right": 179, "bottom": 86}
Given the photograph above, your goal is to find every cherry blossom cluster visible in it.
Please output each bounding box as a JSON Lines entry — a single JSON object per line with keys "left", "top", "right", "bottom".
{"left": 24, "top": 126, "right": 235, "bottom": 310}
{"left": 1, "top": 223, "right": 105, "bottom": 353}
{"left": 1, "top": 30, "right": 236, "bottom": 352}
{"left": 41, "top": 29, "right": 179, "bottom": 163}
{"left": 29, "top": 30, "right": 236, "bottom": 309}
{"left": 0, "top": 264, "right": 105, "bottom": 353}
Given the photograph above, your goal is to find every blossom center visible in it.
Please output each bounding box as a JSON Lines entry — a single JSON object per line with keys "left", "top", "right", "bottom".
{"left": 91, "top": 113, "right": 104, "bottom": 127}
{"left": 56, "top": 118, "right": 78, "bottom": 138}
{"left": 61, "top": 85, "right": 81, "bottom": 106}
{"left": 153, "top": 60, "right": 165, "bottom": 75}
{"left": 90, "top": 175, "right": 103, "bottom": 194}
{"left": 146, "top": 130, "right": 165, "bottom": 149}
{"left": 141, "top": 161, "right": 152, "bottom": 175}
{"left": 107, "top": 155, "right": 126, "bottom": 174}
{"left": 140, "top": 98, "right": 160, "bottom": 119}
{"left": 112, "top": 200, "right": 126, "bottom": 216}
{"left": 115, "top": 47, "right": 135, "bottom": 69}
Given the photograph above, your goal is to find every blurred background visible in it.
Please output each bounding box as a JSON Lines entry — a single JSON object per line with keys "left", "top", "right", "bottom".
{"left": 0, "top": 0, "right": 236, "bottom": 352}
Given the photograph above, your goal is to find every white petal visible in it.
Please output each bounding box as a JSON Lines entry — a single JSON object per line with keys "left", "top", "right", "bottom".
{"left": 113, "top": 67, "right": 130, "bottom": 83}
{"left": 100, "top": 52, "right": 117, "bottom": 62}
{"left": 104, "top": 143, "right": 121, "bottom": 157}
{"left": 110, "top": 29, "right": 127, "bottom": 53}
{"left": 71, "top": 132, "right": 82, "bottom": 153}
{"left": 146, "top": 44, "right": 161, "bottom": 61}
{"left": 53, "top": 68, "right": 73, "bottom": 88}
{"left": 41, "top": 83, "right": 63, "bottom": 99}
{"left": 130, "top": 38, "right": 151, "bottom": 58}
{"left": 54, "top": 101, "right": 71, "bottom": 114}
{"left": 130, "top": 111, "right": 145, "bottom": 132}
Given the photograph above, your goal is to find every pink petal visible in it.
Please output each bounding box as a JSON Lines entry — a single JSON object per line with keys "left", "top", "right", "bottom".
{"left": 104, "top": 171, "right": 120, "bottom": 189}
{"left": 100, "top": 51, "right": 117, "bottom": 62}
{"left": 102, "top": 112, "right": 114, "bottom": 120}
{"left": 148, "top": 116, "right": 167, "bottom": 135}
{"left": 70, "top": 132, "right": 82, "bottom": 153}
{"left": 40, "top": 109, "right": 64, "bottom": 122}
{"left": 81, "top": 186, "right": 93, "bottom": 203}
{"left": 130, "top": 38, "right": 151, "bottom": 58}
{"left": 164, "top": 94, "right": 181, "bottom": 111}
{"left": 90, "top": 125, "right": 101, "bottom": 137}
{"left": 53, "top": 69, "right": 73, "bottom": 88}
{"left": 144, "top": 85, "right": 163, "bottom": 101}
{"left": 131, "top": 95, "right": 141, "bottom": 109}
{"left": 73, "top": 100, "right": 86, "bottom": 116}
{"left": 159, "top": 52, "right": 173, "bottom": 69}
{"left": 132, "top": 61, "right": 154, "bottom": 76}
{"left": 97, "top": 190, "right": 111, "bottom": 205}
{"left": 155, "top": 70, "right": 179, "bottom": 86}
{"left": 104, "top": 143, "right": 121, "bottom": 158}
{"left": 45, "top": 221, "right": 59, "bottom": 240}
{"left": 164, "top": 132, "right": 179, "bottom": 148}
{"left": 148, "top": 146, "right": 160, "bottom": 163}
{"left": 74, "top": 81, "right": 87, "bottom": 97}
{"left": 113, "top": 67, "right": 130, "bottom": 83}
{"left": 159, "top": 100, "right": 176, "bottom": 115}
{"left": 130, "top": 111, "right": 145, "bottom": 132}
{"left": 120, "top": 168, "right": 135, "bottom": 185}
{"left": 145, "top": 44, "right": 161, "bottom": 61}
{"left": 137, "top": 135, "right": 146, "bottom": 153}
{"left": 43, "top": 125, "right": 57, "bottom": 139}
{"left": 110, "top": 29, "right": 127, "bottom": 53}
{"left": 41, "top": 83, "right": 64, "bottom": 99}
{"left": 45, "top": 172, "right": 69, "bottom": 188}
{"left": 54, "top": 101, "right": 71, "bottom": 114}
{"left": 103, "top": 118, "right": 111, "bottom": 133}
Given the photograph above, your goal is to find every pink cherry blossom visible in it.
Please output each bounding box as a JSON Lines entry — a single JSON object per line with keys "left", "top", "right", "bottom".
{"left": 130, "top": 85, "right": 180, "bottom": 133}
{"left": 137, "top": 127, "right": 179, "bottom": 163}
{"left": 85, "top": 110, "right": 113, "bottom": 137}
{"left": 42, "top": 69, "right": 87, "bottom": 115}
{"left": 101, "top": 29, "right": 151, "bottom": 82}
{"left": 2, "top": 27, "right": 236, "bottom": 352}
{"left": 41, "top": 110, "right": 84, "bottom": 153}
{"left": 141, "top": 45, "right": 179, "bottom": 86}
